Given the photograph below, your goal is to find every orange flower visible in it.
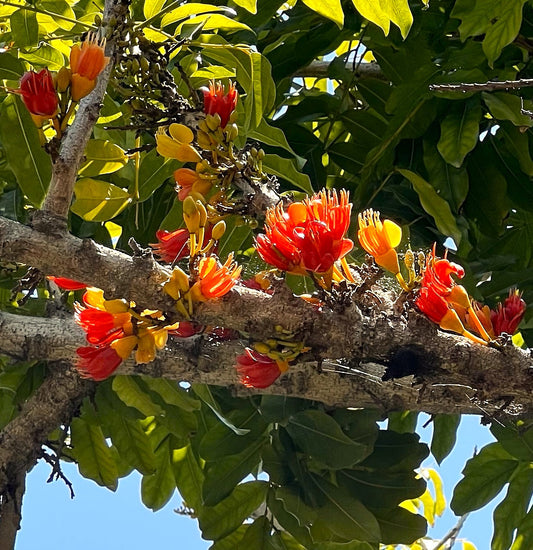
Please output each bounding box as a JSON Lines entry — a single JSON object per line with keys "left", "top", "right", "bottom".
{"left": 201, "top": 80, "right": 238, "bottom": 128}
{"left": 70, "top": 32, "right": 109, "bottom": 101}
{"left": 174, "top": 167, "right": 212, "bottom": 200}
{"left": 190, "top": 254, "right": 241, "bottom": 301}
{"left": 255, "top": 189, "right": 353, "bottom": 276}
{"left": 357, "top": 209, "right": 402, "bottom": 275}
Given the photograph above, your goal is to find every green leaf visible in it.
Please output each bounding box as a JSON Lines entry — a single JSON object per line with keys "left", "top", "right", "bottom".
{"left": 202, "top": 436, "right": 267, "bottom": 505}
{"left": 437, "top": 98, "right": 481, "bottom": 167}
{"left": 0, "top": 95, "right": 52, "bottom": 207}
{"left": 70, "top": 416, "right": 118, "bottom": 490}
{"left": 198, "top": 480, "right": 268, "bottom": 540}
{"left": 36, "top": 0, "right": 76, "bottom": 32}
{"left": 217, "top": 216, "right": 252, "bottom": 261}
{"left": 10, "top": 9, "right": 38, "bottom": 48}
{"left": 388, "top": 411, "right": 418, "bottom": 434}
{"left": 310, "top": 476, "right": 381, "bottom": 542}
{"left": 141, "top": 437, "right": 176, "bottom": 511}
{"left": 175, "top": 14, "right": 252, "bottom": 34}
{"left": 263, "top": 154, "right": 313, "bottom": 194}
{"left": 492, "top": 465, "right": 533, "bottom": 550}
{"left": 398, "top": 168, "right": 462, "bottom": 244}
{"left": 144, "top": 0, "right": 167, "bottom": 19}
{"left": 200, "top": 408, "right": 267, "bottom": 460}
{"left": 78, "top": 140, "right": 128, "bottom": 177}
{"left": 239, "top": 516, "right": 275, "bottom": 549}
{"left": 137, "top": 149, "right": 178, "bottom": 201}
{"left": 451, "top": 442, "right": 519, "bottom": 515}
{"left": 286, "top": 410, "right": 368, "bottom": 469}
{"left": 271, "top": 531, "right": 307, "bottom": 550}
{"left": 371, "top": 506, "right": 427, "bottom": 544}
{"left": 172, "top": 444, "right": 205, "bottom": 510}
{"left": 352, "top": 0, "right": 413, "bottom": 38}
{"left": 19, "top": 44, "right": 65, "bottom": 71}
{"left": 338, "top": 469, "right": 426, "bottom": 508}
{"left": 71, "top": 178, "right": 132, "bottom": 222}
{"left": 231, "top": 0, "right": 257, "bottom": 14}
{"left": 301, "top": 0, "right": 344, "bottom": 28}
{"left": 491, "top": 422, "right": 533, "bottom": 462}
{"left": 248, "top": 118, "right": 301, "bottom": 160}
{"left": 431, "top": 414, "right": 461, "bottom": 465}
{"left": 210, "top": 525, "right": 249, "bottom": 550}
{"left": 141, "top": 377, "right": 200, "bottom": 412}
{"left": 161, "top": 4, "right": 236, "bottom": 27}
{"left": 0, "top": 52, "right": 24, "bottom": 81}
{"left": 511, "top": 505, "right": 533, "bottom": 550}
{"left": 112, "top": 375, "right": 163, "bottom": 417}
{"left": 260, "top": 395, "right": 310, "bottom": 424}
{"left": 483, "top": 92, "right": 533, "bottom": 127}
{"left": 482, "top": 0, "right": 527, "bottom": 67}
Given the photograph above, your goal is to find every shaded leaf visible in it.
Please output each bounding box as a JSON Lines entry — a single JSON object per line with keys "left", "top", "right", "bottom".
{"left": 431, "top": 414, "right": 461, "bottom": 465}
{"left": 141, "top": 437, "right": 176, "bottom": 511}
{"left": 262, "top": 154, "right": 313, "bottom": 194}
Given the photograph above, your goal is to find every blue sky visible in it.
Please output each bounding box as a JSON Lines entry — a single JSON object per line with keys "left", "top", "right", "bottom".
{"left": 17, "top": 414, "right": 495, "bottom": 550}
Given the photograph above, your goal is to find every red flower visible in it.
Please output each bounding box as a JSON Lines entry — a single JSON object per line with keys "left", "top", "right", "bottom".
{"left": 190, "top": 254, "right": 242, "bottom": 301}
{"left": 152, "top": 226, "right": 213, "bottom": 263}
{"left": 491, "top": 289, "right": 526, "bottom": 336}
{"left": 76, "top": 345, "right": 123, "bottom": 381}
{"left": 75, "top": 305, "right": 131, "bottom": 345}
{"left": 255, "top": 189, "right": 353, "bottom": 275}
{"left": 48, "top": 276, "right": 87, "bottom": 291}
{"left": 201, "top": 81, "right": 238, "bottom": 128}
{"left": 169, "top": 321, "right": 204, "bottom": 338}
{"left": 18, "top": 69, "right": 58, "bottom": 117}
{"left": 235, "top": 348, "right": 288, "bottom": 389}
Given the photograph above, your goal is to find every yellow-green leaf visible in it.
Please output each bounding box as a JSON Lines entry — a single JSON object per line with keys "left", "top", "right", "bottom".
{"left": 71, "top": 178, "right": 131, "bottom": 222}
{"left": 232, "top": 0, "right": 257, "bottom": 14}
{"left": 10, "top": 9, "right": 38, "bottom": 48}
{"left": 144, "top": 0, "right": 167, "bottom": 20}
{"left": 352, "top": 0, "right": 413, "bottom": 38}
{"left": 0, "top": 95, "right": 52, "bottom": 208}
{"left": 78, "top": 140, "right": 128, "bottom": 177}
{"left": 301, "top": 0, "right": 344, "bottom": 28}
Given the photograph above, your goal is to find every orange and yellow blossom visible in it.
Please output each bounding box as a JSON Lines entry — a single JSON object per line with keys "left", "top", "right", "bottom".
{"left": 156, "top": 124, "right": 202, "bottom": 163}
{"left": 174, "top": 167, "right": 212, "bottom": 200}
{"left": 70, "top": 32, "right": 110, "bottom": 101}
{"left": 190, "top": 254, "right": 241, "bottom": 301}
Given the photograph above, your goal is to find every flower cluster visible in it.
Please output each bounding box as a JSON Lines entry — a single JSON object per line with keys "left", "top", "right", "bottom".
{"left": 236, "top": 348, "right": 288, "bottom": 389}
{"left": 14, "top": 32, "right": 108, "bottom": 135}
{"left": 255, "top": 189, "right": 353, "bottom": 287}
{"left": 75, "top": 288, "right": 176, "bottom": 381}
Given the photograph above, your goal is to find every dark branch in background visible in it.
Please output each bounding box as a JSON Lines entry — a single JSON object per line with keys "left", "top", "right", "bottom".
{"left": 429, "top": 78, "right": 533, "bottom": 92}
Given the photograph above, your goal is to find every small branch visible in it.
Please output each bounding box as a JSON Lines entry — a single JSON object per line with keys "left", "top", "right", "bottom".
{"left": 293, "top": 61, "right": 385, "bottom": 80}
{"left": 434, "top": 513, "right": 469, "bottom": 550}
{"left": 430, "top": 79, "right": 533, "bottom": 93}
{"left": 39, "top": 449, "right": 75, "bottom": 499}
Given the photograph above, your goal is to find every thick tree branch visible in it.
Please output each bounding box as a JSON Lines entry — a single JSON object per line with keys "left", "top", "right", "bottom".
{"left": 0, "top": 470, "right": 25, "bottom": 550}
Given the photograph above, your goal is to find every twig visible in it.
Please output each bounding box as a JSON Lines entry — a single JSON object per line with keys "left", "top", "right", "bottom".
{"left": 434, "top": 513, "right": 469, "bottom": 550}
{"left": 39, "top": 449, "right": 75, "bottom": 499}
{"left": 429, "top": 79, "right": 533, "bottom": 92}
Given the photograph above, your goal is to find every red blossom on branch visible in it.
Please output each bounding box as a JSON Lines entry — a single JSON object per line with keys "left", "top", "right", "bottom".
{"left": 201, "top": 80, "right": 238, "bottom": 128}
{"left": 235, "top": 348, "right": 288, "bottom": 388}
{"left": 491, "top": 289, "right": 526, "bottom": 336}
{"left": 17, "top": 69, "right": 59, "bottom": 117}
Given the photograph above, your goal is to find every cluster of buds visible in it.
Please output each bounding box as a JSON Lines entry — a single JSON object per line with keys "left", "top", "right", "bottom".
{"left": 14, "top": 33, "right": 109, "bottom": 137}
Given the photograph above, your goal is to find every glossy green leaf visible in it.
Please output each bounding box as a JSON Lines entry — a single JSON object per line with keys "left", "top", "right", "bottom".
{"left": 36, "top": 0, "right": 76, "bottom": 32}
{"left": 492, "top": 465, "right": 533, "bottom": 550}
{"left": 431, "top": 414, "right": 461, "bottom": 465}
{"left": 371, "top": 506, "right": 427, "bottom": 544}
{"left": 0, "top": 52, "right": 24, "bottom": 81}
{"left": 232, "top": 0, "right": 257, "bottom": 14}
{"left": 78, "top": 140, "right": 128, "bottom": 177}
{"left": 271, "top": 531, "right": 307, "bottom": 550}
{"left": 451, "top": 443, "right": 519, "bottom": 515}
{"left": 216, "top": 216, "right": 252, "bottom": 261}
{"left": 202, "top": 436, "right": 267, "bottom": 505}
{"left": 482, "top": 0, "right": 527, "bottom": 67}
{"left": 239, "top": 516, "right": 275, "bottom": 549}
{"left": 141, "top": 377, "right": 200, "bottom": 412}
{"left": 352, "top": 0, "right": 413, "bottom": 38}
{"left": 0, "top": 95, "right": 52, "bottom": 207}
{"left": 176, "top": 14, "right": 252, "bottom": 34}
{"left": 398, "top": 168, "right": 462, "bottom": 244}
{"left": 198, "top": 480, "right": 268, "bottom": 540}
{"left": 200, "top": 408, "right": 267, "bottom": 460}
{"left": 310, "top": 476, "right": 381, "bottom": 542}
{"left": 19, "top": 45, "right": 65, "bottom": 71}
{"left": 491, "top": 422, "right": 533, "bottom": 462}
{"left": 144, "top": 0, "right": 167, "bottom": 19}
{"left": 210, "top": 525, "right": 249, "bottom": 549}
{"left": 10, "top": 9, "right": 38, "bottom": 48}
{"left": 301, "top": 0, "right": 344, "bottom": 28}
{"left": 70, "top": 416, "right": 118, "bottom": 490}
{"left": 483, "top": 93, "right": 533, "bottom": 128}
{"left": 388, "top": 411, "right": 418, "bottom": 434}
{"left": 161, "top": 4, "right": 235, "bottom": 27}
{"left": 137, "top": 149, "right": 178, "bottom": 201}
{"left": 511, "top": 505, "right": 533, "bottom": 549}
{"left": 112, "top": 375, "right": 163, "bottom": 417}
{"left": 260, "top": 395, "right": 310, "bottom": 424}
{"left": 339, "top": 469, "right": 426, "bottom": 508}
{"left": 286, "top": 410, "right": 368, "bottom": 469}
{"left": 248, "top": 118, "right": 300, "bottom": 159}
{"left": 437, "top": 99, "right": 481, "bottom": 168}
{"left": 71, "top": 178, "right": 132, "bottom": 222}
{"left": 262, "top": 154, "right": 313, "bottom": 194}
{"left": 141, "top": 437, "right": 176, "bottom": 511}
{"left": 172, "top": 444, "right": 205, "bottom": 510}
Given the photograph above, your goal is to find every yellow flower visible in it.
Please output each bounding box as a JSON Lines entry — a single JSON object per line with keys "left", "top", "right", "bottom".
{"left": 156, "top": 124, "right": 202, "bottom": 163}
{"left": 357, "top": 209, "right": 402, "bottom": 275}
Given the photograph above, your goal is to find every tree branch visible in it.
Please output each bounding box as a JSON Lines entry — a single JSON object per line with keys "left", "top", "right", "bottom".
{"left": 429, "top": 79, "right": 533, "bottom": 93}
{"left": 293, "top": 61, "right": 385, "bottom": 80}
{"left": 0, "top": 470, "right": 25, "bottom": 550}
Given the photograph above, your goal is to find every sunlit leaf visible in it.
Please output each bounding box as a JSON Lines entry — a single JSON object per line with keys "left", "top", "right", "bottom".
{"left": 71, "top": 178, "right": 132, "bottom": 222}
